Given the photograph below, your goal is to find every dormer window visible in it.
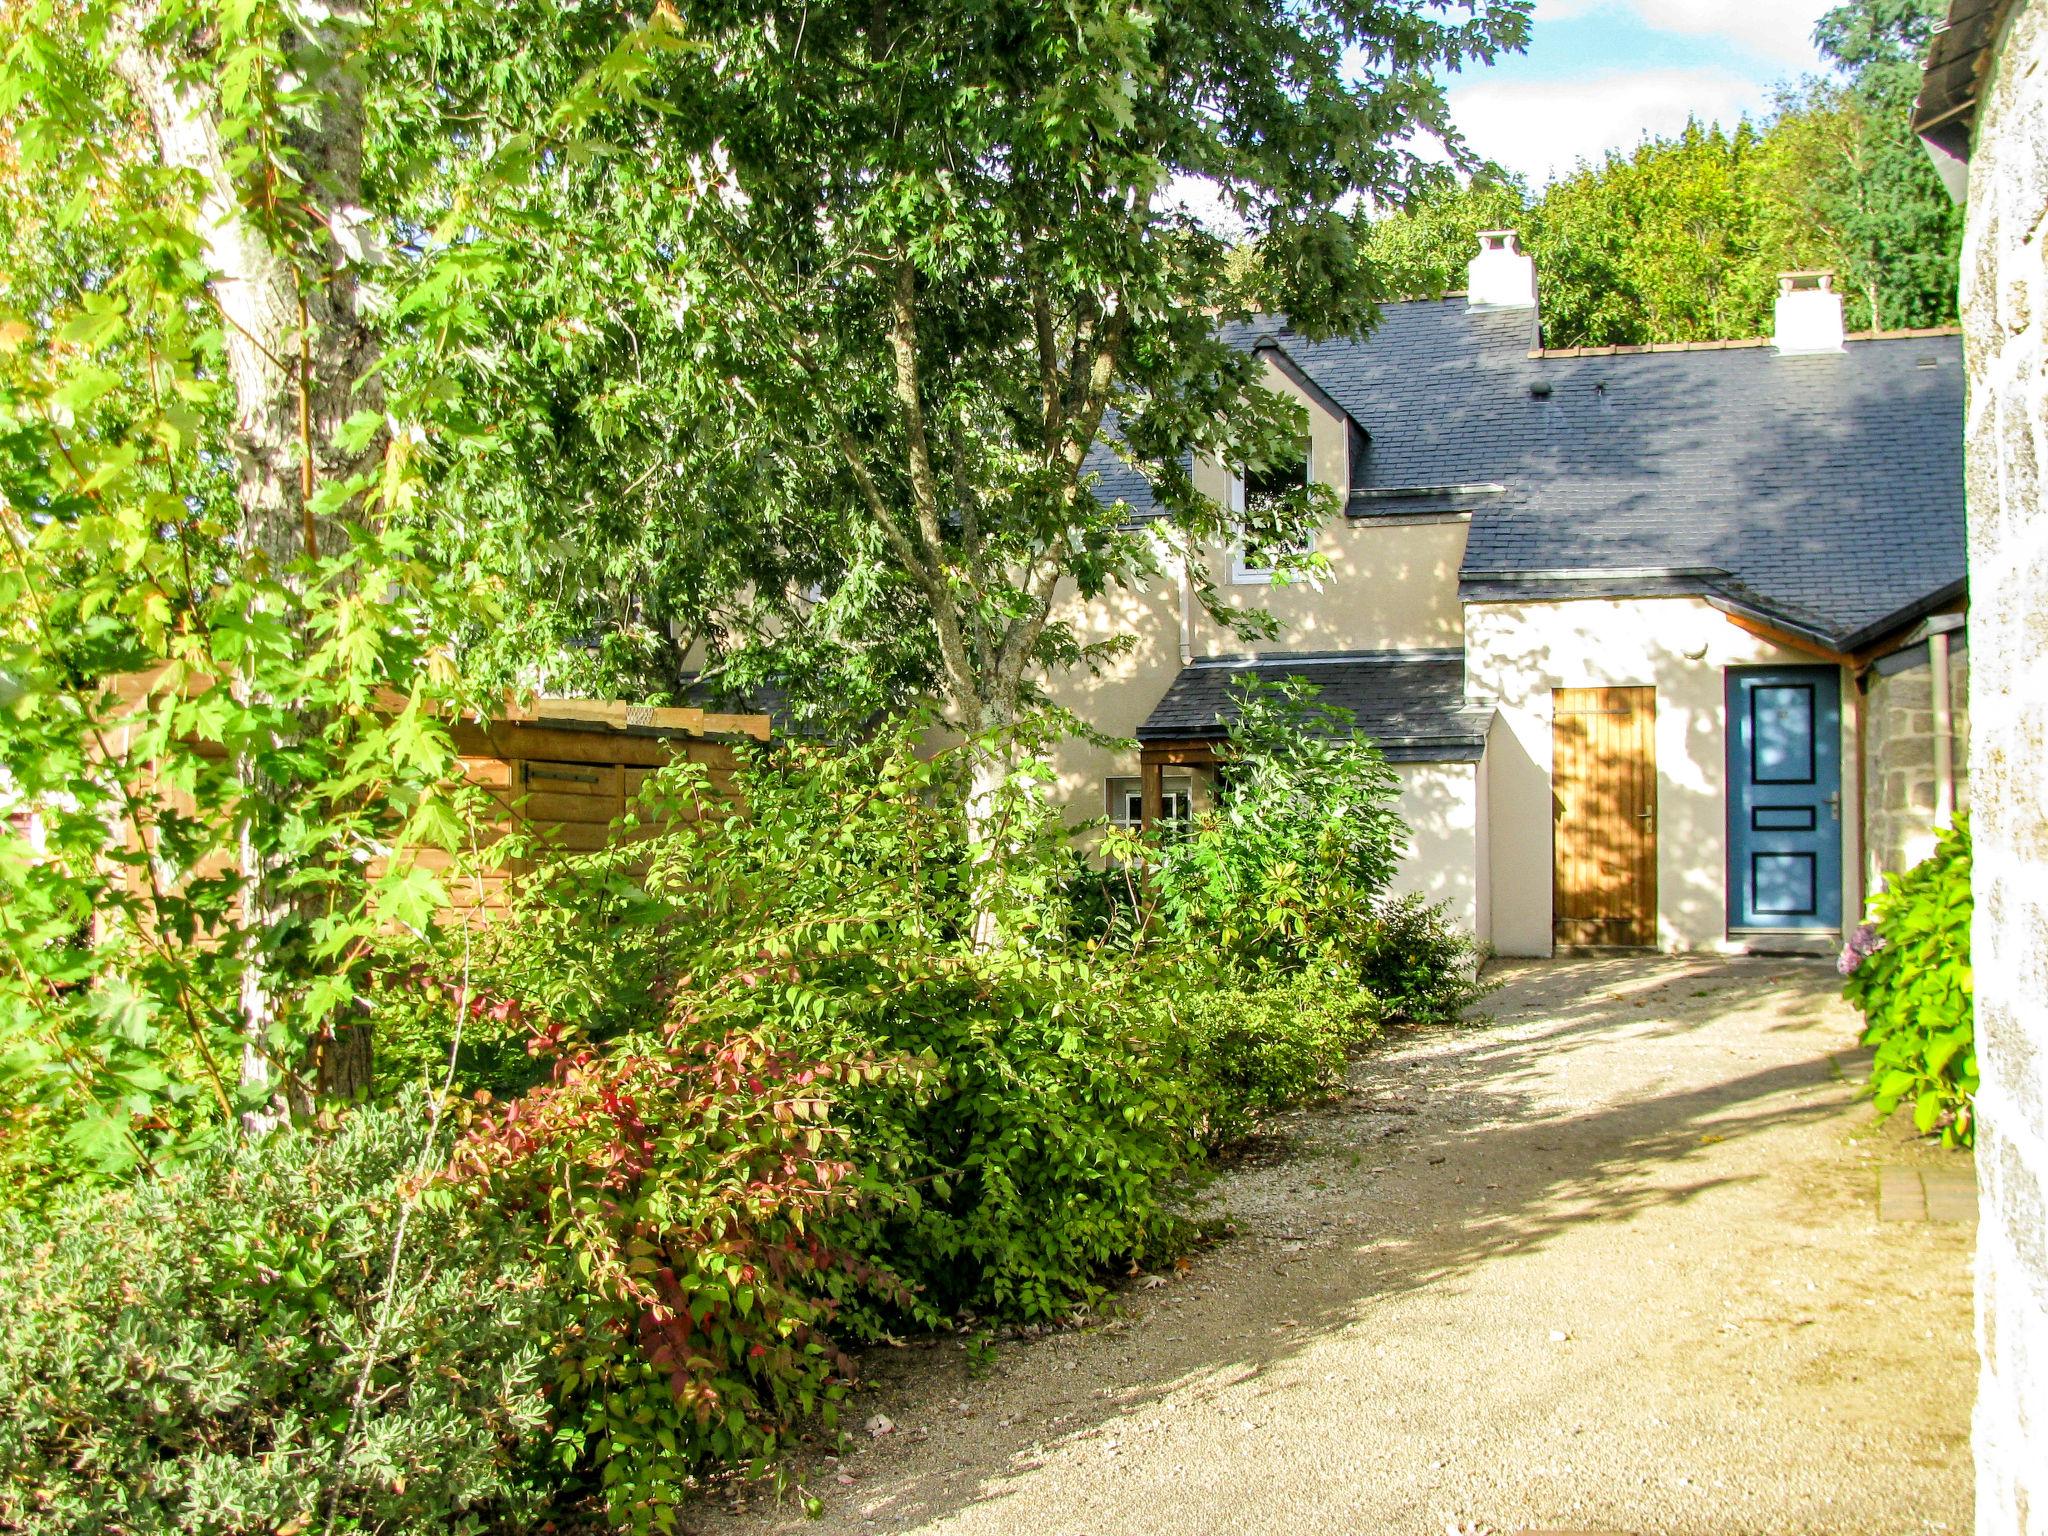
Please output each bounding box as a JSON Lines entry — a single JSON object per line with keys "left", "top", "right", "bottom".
{"left": 1231, "top": 438, "right": 1312, "bottom": 585}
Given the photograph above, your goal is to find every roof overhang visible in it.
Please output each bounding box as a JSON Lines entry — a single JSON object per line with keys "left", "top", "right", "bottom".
{"left": 1133, "top": 649, "right": 1492, "bottom": 762}
{"left": 1134, "top": 729, "right": 1487, "bottom": 764}
{"left": 1348, "top": 484, "right": 1503, "bottom": 519}
{"left": 1459, "top": 565, "right": 1970, "bottom": 662}
{"left": 1913, "top": 0, "right": 2020, "bottom": 197}
{"left": 1835, "top": 579, "right": 1970, "bottom": 656}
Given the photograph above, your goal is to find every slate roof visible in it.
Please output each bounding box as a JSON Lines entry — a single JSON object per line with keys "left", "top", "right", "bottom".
{"left": 1091, "top": 299, "right": 1966, "bottom": 651}
{"left": 1136, "top": 650, "right": 1493, "bottom": 760}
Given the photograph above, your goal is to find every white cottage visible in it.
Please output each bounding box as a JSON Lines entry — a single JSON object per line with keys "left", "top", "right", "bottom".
{"left": 1044, "top": 235, "right": 1969, "bottom": 957}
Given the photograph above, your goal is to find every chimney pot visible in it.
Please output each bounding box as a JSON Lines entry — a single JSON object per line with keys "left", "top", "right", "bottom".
{"left": 1774, "top": 270, "right": 1845, "bottom": 354}
{"left": 1467, "top": 229, "right": 1538, "bottom": 314}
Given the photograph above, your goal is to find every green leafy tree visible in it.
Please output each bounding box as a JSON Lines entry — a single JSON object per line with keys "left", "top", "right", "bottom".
{"left": 1360, "top": 118, "right": 1818, "bottom": 345}
{"left": 413, "top": 2, "right": 1532, "bottom": 764}
{"left": 1534, "top": 118, "right": 1785, "bottom": 346}
{"left": 1359, "top": 0, "right": 1962, "bottom": 346}
{"left": 0, "top": 1, "right": 687, "bottom": 1161}
{"left": 1804, "top": 0, "right": 1962, "bottom": 330}
{"left": 1359, "top": 166, "right": 1529, "bottom": 300}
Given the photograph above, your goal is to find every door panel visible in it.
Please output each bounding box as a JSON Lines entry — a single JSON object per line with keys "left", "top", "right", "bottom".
{"left": 1727, "top": 667, "right": 1843, "bottom": 930}
{"left": 1553, "top": 686, "right": 1658, "bottom": 948}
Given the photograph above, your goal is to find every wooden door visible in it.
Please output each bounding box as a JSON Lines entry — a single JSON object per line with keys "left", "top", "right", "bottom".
{"left": 1553, "top": 686, "right": 1658, "bottom": 948}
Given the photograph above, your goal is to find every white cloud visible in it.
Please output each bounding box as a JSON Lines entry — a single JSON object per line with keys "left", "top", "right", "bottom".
{"left": 1448, "top": 67, "right": 1780, "bottom": 186}
{"left": 1533, "top": 0, "right": 1833, "bottom": 67}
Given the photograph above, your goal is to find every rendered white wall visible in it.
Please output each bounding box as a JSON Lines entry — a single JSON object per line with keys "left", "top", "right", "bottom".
{"left": 1388, "top": 759, "right": 1482, "bottom": 938}
{"left": 1465, "top": 596, "right": 1861, "bottom": 955}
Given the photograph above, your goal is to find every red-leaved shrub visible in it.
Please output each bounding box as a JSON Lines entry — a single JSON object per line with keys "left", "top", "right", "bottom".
{"left": 447, "top": 1028, "right": 912, "bottom": 1532}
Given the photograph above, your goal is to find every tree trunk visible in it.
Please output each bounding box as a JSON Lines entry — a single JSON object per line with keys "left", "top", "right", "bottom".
{"left": 115, "top": 6, "right": 382, "bottom": 567}
{"left": 956, "top": 687, "right": 1026, "bottom": 951}
{"left": 116, "top": 3, "right": 384, "bottom": 1112}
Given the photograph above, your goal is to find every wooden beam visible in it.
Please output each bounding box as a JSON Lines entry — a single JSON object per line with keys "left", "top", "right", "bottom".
{"left": 109, "top": 670, "right": 773, "bottom": 745}
{"left": 1140, "top": 739, "right": 1224, "bottom": 768}
{"left": 1140, "top": 759, "right": 1165, "bottom": 831}
{"left": 1719, "top": 608, "right": 1858, "bottom": 668}
{"left": 450, "top": 721, "right": 713, "bottom": 769}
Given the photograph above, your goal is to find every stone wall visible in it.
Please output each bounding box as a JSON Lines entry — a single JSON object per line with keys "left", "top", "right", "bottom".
{"left": 1862, "top": 633, "right": 1971, "bottom": 888}
{"left": 1960, "top": 3, "right": 2048, "bottom": 1531}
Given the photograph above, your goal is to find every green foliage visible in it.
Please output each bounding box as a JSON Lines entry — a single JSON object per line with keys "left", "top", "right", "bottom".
{"left": 1843, "top": 818, "right": 1975, "bottom": 1146}
{"left": 1362, "top": 0, "right": 1962, "bottom": 348}
{"left": 0, "top": 1097, "right": 567, "bottom": 1535}
{"left": 1136, "top": 677, "right": 1406, "bottom": 969}
{"left": 1809, "top": 0, "right": 1964, "bottom": 331}
{"left": 0, "top": 522, "right": 480, "bottom": 1183}
{"left": 1355, "top": 894, "right": 1491, "bottom": 1025}
{"left": 459, "top": 726, "right": 1211, "bottom": 1339}
{"left": 1173, "top": 966, "right": 1384, "bottom": 1145}
{"left": 819, "top": 952, "right": 1209, "bottom": 1326}
{"left": 1, "top": 1, "right": 1511, "bottom": 1513}
{"left": 384, "top": 0, "right": 1534, "bottom": 729}
{"left": 0, "top": 0, "right": 588, "bottom": 1175}
{"left": 1357, "top": 166, "right": 1530, "bottom": 302}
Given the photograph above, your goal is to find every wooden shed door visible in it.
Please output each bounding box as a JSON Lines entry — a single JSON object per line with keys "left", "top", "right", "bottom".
{"left": 1553, "top": 686, "right": 1658, "bottom": 948}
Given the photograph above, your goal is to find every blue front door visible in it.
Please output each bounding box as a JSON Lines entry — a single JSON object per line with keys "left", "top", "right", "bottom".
{"left": 1726, "top": 667, "right": 1843, "bottom": 931}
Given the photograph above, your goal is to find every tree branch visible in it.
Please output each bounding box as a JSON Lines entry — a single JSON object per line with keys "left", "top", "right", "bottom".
{"left": 888, "top": 257, "right": 946, "bottom": 559}
{"left": 1028, "top": 263, "right": 1061, "bottom": 456}
{"left": 1061, "top": 303, "right": 1129, "bottom": 476}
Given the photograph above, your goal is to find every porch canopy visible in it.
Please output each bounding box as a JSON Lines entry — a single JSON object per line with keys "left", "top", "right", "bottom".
{"left": 1130, "top": 649, "right": 1494, "bottom": 824}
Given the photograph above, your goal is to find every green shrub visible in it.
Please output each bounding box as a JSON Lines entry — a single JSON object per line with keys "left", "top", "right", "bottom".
{"left": 1356, "top": 893, "right": 1492, "bottom": 1024}
{"left": 0, "top": 1098, "right": 567, "bottom": 1536}
{"left": 458, "top": 726, "right": 1209, "bottom": 1339}
{"left": 1842, "top": 817, "right": 1975, "bottom": 1145}
{"left": 1118, "top": 679, "right": 1489, "bottom": 1029}
{"left": 1140, "top": 678, "right": 1405, "bottom": 969}
{"left": 808, "top": 950, "right": 1209, "bottom": 1327}
{"left": 1172, "top": 966, "right": 1384, "bottom": 1144}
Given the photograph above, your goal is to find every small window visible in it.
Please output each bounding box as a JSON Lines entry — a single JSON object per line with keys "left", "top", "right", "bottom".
{"left": 1230, "top": 439, "right": 1313, "bottom": 584}
{"left": 1107, "top": 775, "right": 1193, "bottom": 829}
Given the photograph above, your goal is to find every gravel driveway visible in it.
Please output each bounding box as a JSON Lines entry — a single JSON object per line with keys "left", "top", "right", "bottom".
{"left": 697, "top": 955, "right": 1976, "bottom": 1536}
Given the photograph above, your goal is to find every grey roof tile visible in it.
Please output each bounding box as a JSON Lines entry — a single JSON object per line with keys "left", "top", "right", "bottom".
{"left": 1137, "top": 651, "right": 1492, "bottom": 760}
{"left": 1098, "top": 299, "right": 1966, "bottom": 648}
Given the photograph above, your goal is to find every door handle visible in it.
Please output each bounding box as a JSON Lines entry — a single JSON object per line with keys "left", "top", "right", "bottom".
{"left": 1825, "top": 791, "right": 1841, "bottom": 822}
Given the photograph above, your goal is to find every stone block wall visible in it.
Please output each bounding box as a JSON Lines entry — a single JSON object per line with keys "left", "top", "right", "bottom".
{"left": 1960, "top": 2, "right": 2048, "bottom": 1531}
{"left": 1862, "top": 635, "right": 1971, "bottom": 889}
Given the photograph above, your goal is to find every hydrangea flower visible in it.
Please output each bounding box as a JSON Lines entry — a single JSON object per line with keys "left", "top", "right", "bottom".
{"left": 1838, "top": 922, "right": 1884, "bottom": 976}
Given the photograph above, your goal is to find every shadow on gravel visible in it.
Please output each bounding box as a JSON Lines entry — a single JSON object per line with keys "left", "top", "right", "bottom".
{"left": 736, "top": 955, "right": 1852, "bottom": 1533}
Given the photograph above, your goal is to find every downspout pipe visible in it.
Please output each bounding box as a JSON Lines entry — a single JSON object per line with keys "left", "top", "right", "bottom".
{"left": 1178, "top": 549, "right": 1194, "bottom": 667}
{"left": 1931, "top": 630, "right": 1955, "bottom": 829}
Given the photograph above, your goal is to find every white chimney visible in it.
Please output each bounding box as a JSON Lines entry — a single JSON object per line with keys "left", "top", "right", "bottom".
{"left": 1467, "top": 230, "right": 1538, "bottom": 312}
{"left": 1774, "top": 270, "right": 1845, "bottom": 354}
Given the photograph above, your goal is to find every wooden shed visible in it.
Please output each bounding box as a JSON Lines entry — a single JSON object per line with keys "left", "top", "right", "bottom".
{"left": 90, "top": 672, "right": 770, "bottom": 923}
{"left": 437, "top": 696, "right": 771, "bottom": 918}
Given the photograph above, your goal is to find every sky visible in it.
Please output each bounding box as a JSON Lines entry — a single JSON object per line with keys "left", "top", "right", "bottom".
{"left": 1446, "top": 0, "right": 1840, "bottom": 187}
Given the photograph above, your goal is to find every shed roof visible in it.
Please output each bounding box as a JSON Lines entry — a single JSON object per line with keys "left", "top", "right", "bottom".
{"left": 1913, "top": 0, "right": 2019, "bottom": 163}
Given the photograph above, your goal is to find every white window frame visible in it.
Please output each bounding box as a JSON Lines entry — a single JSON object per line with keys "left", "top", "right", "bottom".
{"left": 1106, "top": 775, "right": 1193, "bottom": 829}
{"left": 1229, "top": 445, "right": 1315, "bottom": 585}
